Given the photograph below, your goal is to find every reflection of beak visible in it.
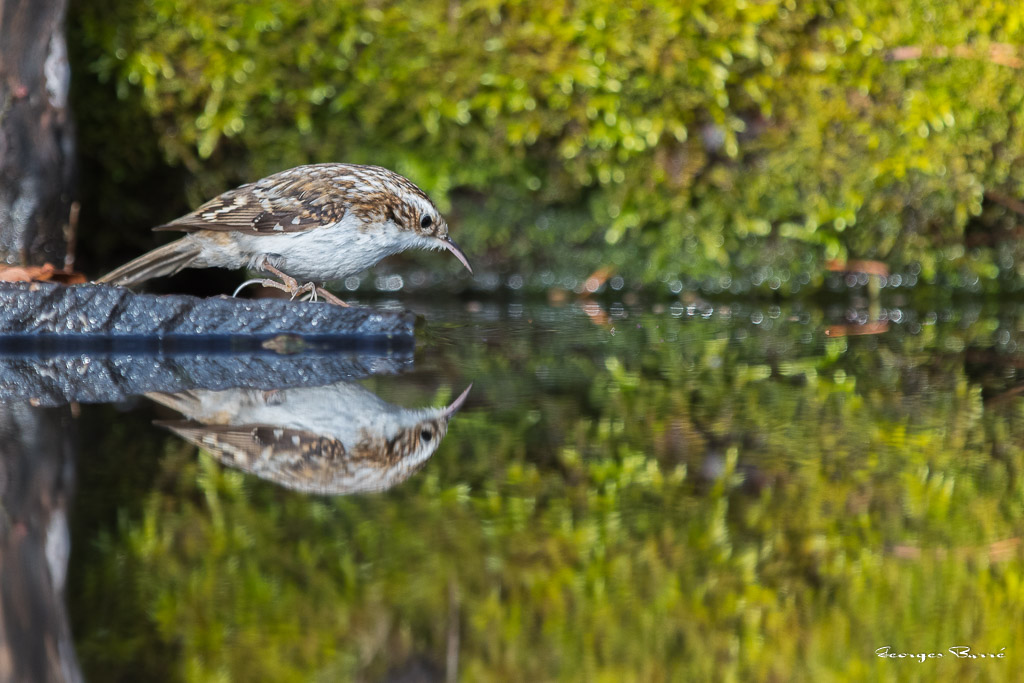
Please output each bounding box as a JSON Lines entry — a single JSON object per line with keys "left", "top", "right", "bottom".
{"left": 438, "top": 236, "right": 473, "bottom": 275}
{"left": 442, "top": 384, "right": 473, "bottom": 418}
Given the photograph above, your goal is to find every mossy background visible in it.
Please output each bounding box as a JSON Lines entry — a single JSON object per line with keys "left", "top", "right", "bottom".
{"left": 69, "top": 0, "right": 1024, "bottom": 294}
{"left": 60, "top": 2, "right": 1024, "bottom": 680}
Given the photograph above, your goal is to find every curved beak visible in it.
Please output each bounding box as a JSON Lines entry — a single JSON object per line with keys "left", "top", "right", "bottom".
{"left": 438, "top": 236, "right": 473, "bottom": 275}
{"left": 442, "top": 384, "right": 473, "bottom": 418}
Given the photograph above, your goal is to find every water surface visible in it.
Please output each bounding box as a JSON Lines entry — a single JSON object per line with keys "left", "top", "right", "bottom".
{"left": 11, "top": 297, "right": 1024, "bottom": 680}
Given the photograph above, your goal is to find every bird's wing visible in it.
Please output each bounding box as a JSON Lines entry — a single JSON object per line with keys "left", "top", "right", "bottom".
{"left": 154, "top": 165, "right": 382, "bottom": 235}
{"left": 156, "top": 420, "right": 342, "bottom": 463}
{"left": 156, "top": 419, "right": 352, "bottom": 475}
{"left": 155, "top": 184, "right": 343, "bottom": 234}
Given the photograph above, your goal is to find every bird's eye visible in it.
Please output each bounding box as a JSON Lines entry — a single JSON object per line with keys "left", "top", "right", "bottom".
{"left": 420, "top": 428, "right": 433, "bottom": 442}
{"left": 420, "top": 214, "right": 433, "bottom": 229}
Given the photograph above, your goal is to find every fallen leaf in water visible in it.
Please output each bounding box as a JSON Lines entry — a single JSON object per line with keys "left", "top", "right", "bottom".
{"left": 824, "top": 322, "right": 890, "bottom": 337}
{"left": 583, "top": 266, "right": 614, "bottom": 293}
{"left": 824, "top": 259, "right": 890, "bottom": 277}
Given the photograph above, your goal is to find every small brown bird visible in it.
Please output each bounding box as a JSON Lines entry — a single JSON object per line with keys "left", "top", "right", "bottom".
{"left": 150, "top": 382, "right": 472, "bottom": 495}
{"left": 97, "top": 163, "right": 472, "bottom": 303}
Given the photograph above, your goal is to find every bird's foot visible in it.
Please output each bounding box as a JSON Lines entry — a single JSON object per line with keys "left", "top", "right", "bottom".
{"left": 310, "top": 285, "right": 348, "bottom": 306}
{"left": 233, "top": 260, "right": 349, "bottom": 306}
{"left": 232, "top": 276, "right": 305, "bottom": 299}
{"left": 261, "top": 262, "right": 349, "bottom": 306}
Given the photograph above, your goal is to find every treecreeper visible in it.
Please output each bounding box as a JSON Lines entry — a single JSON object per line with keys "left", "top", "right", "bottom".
{"left": 149, "top": 383, "right": 473, "bottom": 495}
{"left": 96, "top": 163, "right": 472, "bottom": 304}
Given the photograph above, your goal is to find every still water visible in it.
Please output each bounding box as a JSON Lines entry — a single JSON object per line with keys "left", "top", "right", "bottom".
{"left": 4, "top": 297, "right": 1024, "bottom": 680}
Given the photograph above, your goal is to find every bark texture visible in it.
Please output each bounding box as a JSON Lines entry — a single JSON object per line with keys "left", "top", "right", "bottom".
{"left": 0, "top": 403, "right": 81, "bottom": 683}
{"left": 0, "top": 0, "right": 75, "bottom": 266}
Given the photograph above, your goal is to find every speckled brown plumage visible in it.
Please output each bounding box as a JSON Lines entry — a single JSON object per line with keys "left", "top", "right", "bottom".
{"left": 158, "top": 417, "right": 448, "bottom": 493}
{"left": 148, "top": 382, "right": 471, "bottom": 495}
{"left": 154, "top": 164, "right": 439, "bottom": 236}
{"left": 96, "top": 163, "right": 472, "bottom": 300}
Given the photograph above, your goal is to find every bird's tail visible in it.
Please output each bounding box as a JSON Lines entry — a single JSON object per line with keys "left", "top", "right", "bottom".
{"left": 95, "top": 237, "right": 203, "bottom": 287}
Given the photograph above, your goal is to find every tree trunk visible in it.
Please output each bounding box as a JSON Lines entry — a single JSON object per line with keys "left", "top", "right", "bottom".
{"left": 0, "top": 0, "right": 75, "bottom": 267}
{"left": 0, "top": 4, "right": 80, "bottom": 680}
{"left": 0, "top": 403, "right": 81, "bottom": 683}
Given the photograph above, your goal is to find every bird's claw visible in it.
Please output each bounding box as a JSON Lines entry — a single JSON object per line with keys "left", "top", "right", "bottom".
{"left": 233, "top": 279, "right": 265, "bottom": 297}
{"left": 312, "top": 286, "right": 348, "bottom": 306}
{"left": 233, "top": 260, "right": 348, "bottom": 306}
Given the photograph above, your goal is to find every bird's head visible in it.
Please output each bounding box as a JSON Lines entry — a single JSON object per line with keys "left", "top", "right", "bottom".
{"left": 383, "top": 383, "right": 473, "bottom": 473}
{"left": 360, "top": 165, "right": 473, "bottom": 274}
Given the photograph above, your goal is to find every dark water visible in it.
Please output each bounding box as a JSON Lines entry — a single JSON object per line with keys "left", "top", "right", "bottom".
{"left": 4, "top": 298, "right": 1024, "bottom": 680}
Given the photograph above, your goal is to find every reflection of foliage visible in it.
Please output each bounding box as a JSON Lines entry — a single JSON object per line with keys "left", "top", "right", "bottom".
{"left": 70, "top": 305, "right": 1024, "bottom": 680}
{"left": 70, "top": 0, "right": 1024, "bottom": 291}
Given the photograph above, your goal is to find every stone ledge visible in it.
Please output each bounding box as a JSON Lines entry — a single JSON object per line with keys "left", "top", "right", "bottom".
{"left": 0, "top": 282, "right": 415, "bottom": 351}
{"left": 0, "top": 352, "right": 413, "bottom": 406}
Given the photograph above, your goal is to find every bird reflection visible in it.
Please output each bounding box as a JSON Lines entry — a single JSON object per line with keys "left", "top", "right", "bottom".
{"left": 147, "top": 382, "right": 471, "bottom": 495}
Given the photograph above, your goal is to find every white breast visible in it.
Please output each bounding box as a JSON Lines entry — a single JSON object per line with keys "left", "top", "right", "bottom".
{"left": 234, "top": 218, "right": 423, "bottom": 281}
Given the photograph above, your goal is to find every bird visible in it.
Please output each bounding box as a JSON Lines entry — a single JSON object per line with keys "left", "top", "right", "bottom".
{"left": 96, "top": 163, "right": 472, "bottom": 304}
{"left": 149, "top": 382, "right": 472, "bottom": 495}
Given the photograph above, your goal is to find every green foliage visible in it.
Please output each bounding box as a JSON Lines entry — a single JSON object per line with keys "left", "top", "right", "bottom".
{"left": 69, "top": 0, "right": 1024, "bottom": 291}
{"left": 70, "top": 302, "right": 1024, "bottom": 680}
